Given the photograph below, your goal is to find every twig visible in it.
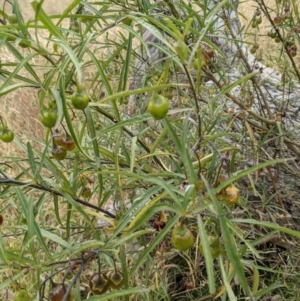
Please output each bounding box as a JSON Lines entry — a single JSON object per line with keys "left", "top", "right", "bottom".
{"left": 0, "top": 174, "right": 116, "bottom": 218}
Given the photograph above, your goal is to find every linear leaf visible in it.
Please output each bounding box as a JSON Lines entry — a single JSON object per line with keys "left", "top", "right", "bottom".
{"left": 31, "top": 1, "right": 65, "bottom": 40}
{"left": 85, "top": 287, "right": 147, "bottom": 301}
{"left": 202, "top": 176, "right": 250, "bottom": 296}
{"left": 231, "top": 218, "right": 300, "bottom": 238}
{"left": 197, "top": 215, "right": 215, "bottom": 294}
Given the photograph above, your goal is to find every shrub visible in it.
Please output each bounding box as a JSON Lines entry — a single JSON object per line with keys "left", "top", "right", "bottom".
{"left": 0, "top": 1, "right": 300, "bottom": 300}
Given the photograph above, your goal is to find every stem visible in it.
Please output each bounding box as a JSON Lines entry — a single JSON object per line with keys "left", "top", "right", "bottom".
{"left": 97, "top": 253, "right": 102, "bottom": 274}
{"left": 183, "top": 63, "right": 202, "bottom": 146}
{"left": 61, "top": 263, "right": 85, "bottom": 301}
{"left": 222, "top": 8, "right": 272, "bottom": 120}
{"left": 257, "top": 0, "right": 300, "bottom": 82}
{"left": 113, "top": 256, "right": 117, "bottom": 273}
{"left": 93, "top": 106, "right": 168, "bottom": 171}
{"left": 0, "top": 171, "right": 116, "bottom": 218}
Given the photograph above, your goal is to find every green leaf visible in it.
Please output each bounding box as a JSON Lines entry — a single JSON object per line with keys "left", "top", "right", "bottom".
{"left": 216, "top": 158, "right": 287, "bottom": 193}
{"left": 197, "top": 215, "right": 215, "bottom": 294}
{"left": 50, "top": 88, "right": 64, "bottom": 129}
{"left": 62, "top": 193, "right": 94, "bottom": 230}
{"left": 27, "top": 142, "right": 42, "bottom": 183}
{"left": 53, "top": 194, "right": 63, "bottom": 226}
{"left": 13, "top": 0, "right": 29, "bottom": 37}
{"left": 1, "top": 52, "right": 38, "bottom": 91}
{"left": 219, "top": 257, "right": 237, "bottom": 301}
{"left": 91, "top": 84, "right": 181, "bottom": 107}
{"left": 56, "top": 41, "right": 82, "bottom": 83}
{"left": 201, "top": 176, "right": 250, "bottom": 296}
{"left": 85, "top": 287, "right": 147, "bottom": 301}
{"left": 85, "top": 106, "right": 103, "bottom": 203}
{"left": 231, "top": 218, "right": 300, "bottom": 239}
{"left": 212, "top": 72, "right": 258, "bottom": 102}
{"left": 181, "top": 114, "right": 197, "bottom": 186}
{"left": 253, "top": 281, "right": 283, "bottom": 298}
{"left": 39, "top": 228, "right": 74, "bottom": 251}
{"left": 130, "top": 136, "right": 137, "bottom": 173}
{"left": 31, "top": 1, "right": 65, "bottom": 41}
{"left": 59, "top": 76, "right": 92, "bottom": 160}
{"left": 0, "top": 270, "right": 26, "bottom": 291}
{"left": 54, "top": 0, "right": 82, "bottom": 28}
{"left": 0, "top": 83, "right": 27, "bottom": 96}
{"left": 16, "top": 188, "right": 52, "bottom": 258}
{"left": 5, "top": 42, "right": 41, "bottom": 83}
{"left": 0, "top": 232, "right": 8, "bottom": 264}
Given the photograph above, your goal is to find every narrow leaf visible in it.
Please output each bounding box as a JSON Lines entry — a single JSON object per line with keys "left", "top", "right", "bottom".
{"left": 31, "top": 1, "right": 65, "bottom": 40}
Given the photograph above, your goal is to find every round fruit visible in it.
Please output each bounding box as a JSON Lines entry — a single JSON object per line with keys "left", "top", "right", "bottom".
{"left": 81, "top": 187, "right": 91, "bottom": 198}
{"left": 14, "top": 290, "right": 30, "bottom": 301}
{"left": 61, "top": 134, "right": 76, "bottom": 151}
{"left": 199, "top": 235, "right": 223, "bottom": 259}
{"left": 0, "top": 128, "right": 14, "bottom": 143}
{"left": 267, "top": 31, "right": 276, "bottom": 39}
{"left": 185, "top": 282, "right": 194, "bottom": 290}
{"left": 174, "top": 39, "right": 189, "bottom": 62}
{"left": 282, "top": 13, "right": 290, "bottom": 21}
{"left": 107, "top": 271, "right": 124, "bottom": 289}
{"left": 147, "top": 95, "right": 169, "bottom": 120}
{"left": 171, "top": 223, "right": 194, "bottom": 251}
{"left": 71, "top": 91, "right": 89, "bottom": 110}
{"left": 256, "top": 16, "right": 262, "bottom": 25}
{"left": 273, "top": 16, "right": 281, "bottom": 25}
{"left": 89, "top": 273, "right": 109, "bottom": 295}
{"left": 287, "top": 38, "right": 295, "bottom": 46}
{"left": 274, "top": 37, "right": 281, "bottom": 43}
{"left": 7, "top": 34, "right": 17, "bottom": 42}
{"left": 52, "top": 145, "right": 67, "bottom": 161}
{"left": 122, "top": 17, "right": 132, "bottom": 26}
{"left": 53, "top": 130, "right": 63, "bottom": 146}
{"left": 50, "top": 283, "right": 67, "bottom": 301}
{"left": 251, "top": 21, "right": 257, "bottom": 28}
{"left": 250, "top": 47, "right": 256, "bottom": 54}
{"left": 40, "top": 110, "right": 57, "bottom": 128}
{"left": 223, "top": 184, "right": 240, "bottom": 205}
{"left": 7, "top": 13, "right": 18, "bottom": 24}
{"left": 19, "top": 39, "right": 31, "bottom": 48}
{"left": 64, "top": 271, "right": 74, "bottom": 280}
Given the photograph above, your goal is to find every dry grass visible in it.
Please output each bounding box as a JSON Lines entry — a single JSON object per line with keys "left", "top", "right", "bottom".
{"left": 239, "top": 0, "right": 300, "bottom": 68}
{"left": 0, "top": 0, "right": 74, "bottom": 156}
{"left": 0, "top": 5, "right": 129, "bottom": 161}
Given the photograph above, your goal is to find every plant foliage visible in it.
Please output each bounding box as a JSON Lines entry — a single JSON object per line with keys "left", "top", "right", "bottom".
{"left": 0, "top": 0, "right": 300, "bottom": 300}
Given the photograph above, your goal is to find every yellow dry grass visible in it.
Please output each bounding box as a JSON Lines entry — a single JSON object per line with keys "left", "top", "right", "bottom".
{"left": 0, "top": 0, "right": 74, "bottom": 156}
{"left": 239, "top": 0, "right": 300, "bottom": 69}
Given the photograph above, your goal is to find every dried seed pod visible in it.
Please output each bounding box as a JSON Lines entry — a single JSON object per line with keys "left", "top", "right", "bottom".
{"left": 89, "top": 273, "right": 109, "bottom": 295}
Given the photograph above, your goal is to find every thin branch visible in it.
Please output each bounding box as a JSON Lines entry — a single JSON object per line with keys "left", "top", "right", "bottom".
{"left": 0, "top": 175, "right": 116, "bottom": 218}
